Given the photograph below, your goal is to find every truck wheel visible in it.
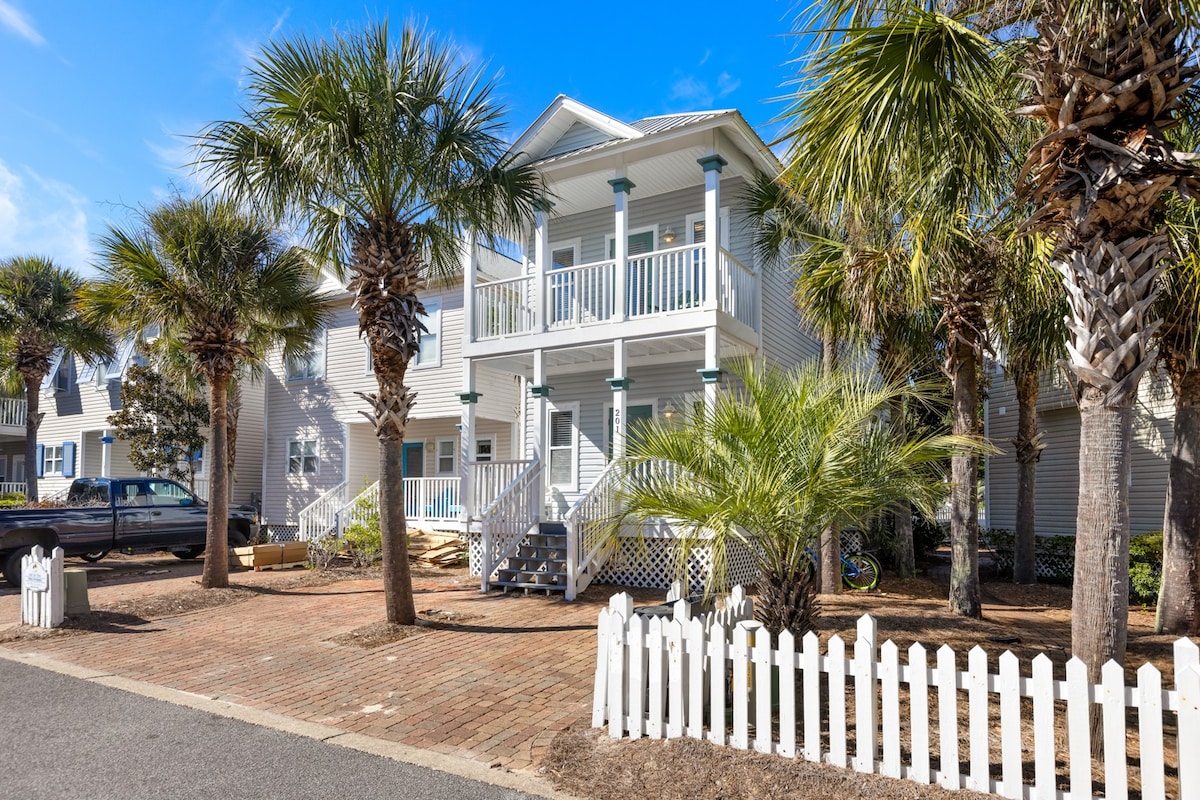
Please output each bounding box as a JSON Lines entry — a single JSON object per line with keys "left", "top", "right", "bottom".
{"left": 173, "top": 545, "right": 206, "bottom": 560}
{"left": 4, "top": 547, "right": 31, "bottom": 589}
{"left": 80, "top": 551, "right": 109, "bottom": 563}
{"left": 229, "top": 527, "right": 250, "bottom": 548}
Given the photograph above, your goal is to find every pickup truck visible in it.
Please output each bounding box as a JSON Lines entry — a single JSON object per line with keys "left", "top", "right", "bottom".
{"left": 1, "top": 477, "right": 259, "bottom": 587}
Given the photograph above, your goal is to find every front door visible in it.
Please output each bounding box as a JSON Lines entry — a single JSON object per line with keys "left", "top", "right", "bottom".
{"left": 402, "top": 442, "right": 424, "bottom": 478}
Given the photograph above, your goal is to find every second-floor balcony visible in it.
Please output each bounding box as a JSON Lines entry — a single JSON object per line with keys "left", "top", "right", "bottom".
{"left": 0, "top": 396, "right": 27, "bottom": 434}
{"left": 470, "top": 244, "right": 758, "bottom": 351}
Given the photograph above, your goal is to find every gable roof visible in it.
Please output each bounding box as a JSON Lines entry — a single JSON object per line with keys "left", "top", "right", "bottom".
{"left": 507, "top": 96, "right": 642, "bottom": 166}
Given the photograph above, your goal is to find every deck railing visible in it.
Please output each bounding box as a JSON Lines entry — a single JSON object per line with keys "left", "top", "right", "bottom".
{"left": 471, "top": 245, "right": 759, "bottom": 341}
{"left": 0, "top": 397, "right": 26, "bottom": 428}
{"left": 297, "top": 482, "right": 348, "bottom": 542}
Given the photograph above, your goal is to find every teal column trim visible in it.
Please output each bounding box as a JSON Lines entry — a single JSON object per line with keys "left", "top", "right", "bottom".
{"left": 697, "top": 368, "right": 723, "bottom": 384}
{"left": 458, "top": 391, "right": 481, "bottom": 404}
{"left": 530, "top": 384, "right": 554, "bottom": 398}
{"left": 607, "top": 177, "right": 636, "bottom": 194}
{"left": 607, "top": 377, "right": 633, "bottom": 391}
{"left": 697, "top": 154, "right": 728, "bottom": 173}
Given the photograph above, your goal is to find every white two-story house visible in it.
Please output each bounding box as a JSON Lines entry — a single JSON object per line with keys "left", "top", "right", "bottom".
{"left": 28, "top": 340, "right": 265, "bottom": 508}
{"left": 455, "top": 97, "right": 820, "bottom": 598}
{"left": 275, "top": 263, "right": 523, "bottom": 541}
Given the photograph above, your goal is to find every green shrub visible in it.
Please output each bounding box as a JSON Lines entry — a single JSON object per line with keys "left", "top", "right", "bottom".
{"left": 1129, "top": 531, "right": 1163, "bottom": 604}
{"left": 341, "top": 493, "right": 382, "bottom": 568}
{"left": 0, "top": 490, "right": 26, "bottom": 508}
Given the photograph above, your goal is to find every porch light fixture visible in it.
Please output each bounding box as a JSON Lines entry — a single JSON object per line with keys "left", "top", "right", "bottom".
{"left": 662, "top": 398, "right": 679, "bottom": 420}
{"left": 662, "top": 227, "right": 676, "bottom": 244}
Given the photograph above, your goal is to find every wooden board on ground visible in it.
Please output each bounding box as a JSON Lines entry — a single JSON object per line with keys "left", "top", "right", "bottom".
{"left": 255, "top": 560, "right": 308, "bottom": 572}
{"left": 408, "top": 532, "right": 465, "bottom": 567}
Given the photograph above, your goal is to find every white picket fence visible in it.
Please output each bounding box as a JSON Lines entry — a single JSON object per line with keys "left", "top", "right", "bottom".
{"left": 593, "top": 588, "right": 1200, "bottom": 800}
{"left": 20, "top": 545, "right": 64, "bottom": 628}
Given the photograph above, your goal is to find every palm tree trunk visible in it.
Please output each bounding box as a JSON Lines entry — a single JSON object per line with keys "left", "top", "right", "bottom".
{"left": 200, "top": 374, "right": 231, "bottom": 589}
{"left": 1013, "top": 370, "right": 1042, "bottom": 584}
{"left": 23, "top": 373, "right": 40, "bottom": 502}
{"left": 890, "top": 396, "right": 916, "bottom": 579}
{"left": 225, "top": 380, "right": 241, "bottom": 475}
{"left": 1156, "top": 367, "right": 1200, "bottom": 635}
{"left": 380, "top": 435, "right": 415, "bottom": 625}
{"left": 820, "top": 331, "right": 841, "bottom": 595}
{"left": 1072, "top": 385, "right": 1132, "bottom": 683}
{"left": 948, "top": 334, "right": 981, "bottom": 618}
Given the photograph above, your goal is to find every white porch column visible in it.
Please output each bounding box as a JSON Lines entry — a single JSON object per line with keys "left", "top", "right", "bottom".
{"left": 608, "top": 339, "right": 631, "bottom": 461}
{"left": 530, "top": 349, "right": 550, "bottom": 515}
{"left": 698, "top": 154, "right": 727, "bottom": 311}
{"left": 458, "top": 360, "right": 479, "bottom": 525}
{"left": 533, "top": 200, "right": 551, "bottom": 331}
{"left": 609, "top": 174, "right": 634, "bottom": 321}
{"left": 461, "top": 227, "right": 477, "bottom": 343}
{"left": 99, "top": 430, "right": 113, "bottom": 478}
{"left": 699, "top": 326, "right": 721, "bottom": 411}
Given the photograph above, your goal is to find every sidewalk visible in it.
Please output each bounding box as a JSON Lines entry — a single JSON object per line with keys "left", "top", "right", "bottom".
{"left": 0, "top": 560, "right": 640, "bottom": 775}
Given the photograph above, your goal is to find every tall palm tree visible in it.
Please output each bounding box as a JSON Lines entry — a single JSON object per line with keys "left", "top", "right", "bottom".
{"left": 1156, "top": 130, "right": 1200, "bottom": 633}
{"left": 779, "top": 5, "right": 1017, "bottom": 616}
{"left": 1014, "top": 0, "right": 1199, "bottom": 679}
{"left": 84, "top": 196, "right": 327, "bottom": 589}
{"left": 615, "top": 359, "right": 970, "bottom": 636}
{"left": 195, "top": 21, "right": 542, "bottom": 624}
{"left": 992, "top": 237, "right": 1066, "bottom": 584}
{"left": 0, "top": 257, "right": 112, "bottom": 501}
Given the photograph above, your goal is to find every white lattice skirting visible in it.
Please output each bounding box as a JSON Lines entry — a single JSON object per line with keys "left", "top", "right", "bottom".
{"left": 463, "top": 530, "right": 760, "bottom": 593}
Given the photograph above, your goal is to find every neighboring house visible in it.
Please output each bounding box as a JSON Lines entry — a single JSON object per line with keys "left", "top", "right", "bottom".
{"left": 276, "top": 265, "right": 524, "bottom": 541}
{"left": 984, "top": 361, "right": 1174, "bottom": 537}
{"left": 30, "top": 338, "right": 265, "bottom": 507}
{"left": 455, "top": 96, "right": 821, "bottom": 598}
{"left": 0, "top": 394, "right": 27, "bottom": 495}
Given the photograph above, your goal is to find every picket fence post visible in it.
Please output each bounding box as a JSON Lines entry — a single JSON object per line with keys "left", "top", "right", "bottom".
{"left": 19, "top": 545, "right": 64, "bottom": 628}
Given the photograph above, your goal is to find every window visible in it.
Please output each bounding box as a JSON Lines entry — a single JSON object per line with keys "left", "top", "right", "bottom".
{"left": 53, "top": 358, "right": 71, "bottom": 393}
{"left": 685, "top": 208, "right": 731, "bottom": 248}
{"left": 415, "top": 301, "right": 441, "bottom": 367}
{"left": 11, "top": 455, "right": 24, "bottom": 483}
{"left": 474, "top": 437, "right": 494, "bottom": 463}
{"left": 183, "top": 446, "right": 204, "bottom": 476}
{"left": 608, "top": 229, "right": 658, "bottom": 316}
{"left": 548, "top": 241, "right": 579, "bottom": 325}
{"left": 43, "top": 445, "right": 64, "bottom": 476}
{"left": 436, "top": 439, "right": 456, "bottom": 475}
{"left": 286, "top": 331, "right": 325, "bottom": 381}
{"left": 146, "top": 479, "right": 195, "bottom": 506}
{"left": 548, "top": 408, "right": 577, "bottom": 488}
{"left": 287, "top": 439, "right": 319, "bottom": 475}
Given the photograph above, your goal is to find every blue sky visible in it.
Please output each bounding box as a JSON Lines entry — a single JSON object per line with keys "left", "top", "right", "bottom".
{"left": 0, "top": 1, "right": 802, "bottom": 273}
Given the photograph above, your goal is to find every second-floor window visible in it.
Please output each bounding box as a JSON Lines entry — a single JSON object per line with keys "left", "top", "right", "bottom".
{"left": 287, "top": 439, "right": 319, "bottom": 475}
{"left": 286, "top": 331, "right": 325, "bottom": 381}
{"left": 415, "top": 301, "right": 441, "bottom": 368}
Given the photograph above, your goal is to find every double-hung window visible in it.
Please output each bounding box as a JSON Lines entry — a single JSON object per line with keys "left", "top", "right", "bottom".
{"left": 415, "top": 301, "right": 441, "bottom": 368}
{"left": 548, "top": 407, "right": 577, "bottom": 489}
{"left": 286, "top": 330, "right": 325, "bottom": 381}
{"left": 287, "top": 439, "right": 319, "bottom": 475}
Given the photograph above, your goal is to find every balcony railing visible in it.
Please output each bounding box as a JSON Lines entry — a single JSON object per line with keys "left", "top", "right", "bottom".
{"left": 0, "top": 397, "right": 26, "bottom": 428}
{"left": 472, "top": 245, "right": 758, "bottom": 341}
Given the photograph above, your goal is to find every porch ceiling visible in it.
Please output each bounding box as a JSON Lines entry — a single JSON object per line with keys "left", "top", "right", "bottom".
{"left": 475, "top": 331, "right": 756, "bottom": 377}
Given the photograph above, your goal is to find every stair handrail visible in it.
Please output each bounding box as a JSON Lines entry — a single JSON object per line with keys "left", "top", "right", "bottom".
{"left": 563, "top": 459, "right": 629, "bottom": 600}
{"left": 336, "top": 480, "right": 380, "bottom": 536}
{"left": 297, "top": 481, "right": 349, "bottom": 542}
{"left": 479, "top": 457, "right": 542, "bottom": 591}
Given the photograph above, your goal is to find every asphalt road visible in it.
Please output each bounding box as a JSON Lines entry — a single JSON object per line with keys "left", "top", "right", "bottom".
{"left": 0, "top": 658, "right": 542, "bottom": 800}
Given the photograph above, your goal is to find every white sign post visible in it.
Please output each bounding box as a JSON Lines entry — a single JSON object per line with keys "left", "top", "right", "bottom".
{"left": 20, "top": 545, "right": 64, "bottom": 628}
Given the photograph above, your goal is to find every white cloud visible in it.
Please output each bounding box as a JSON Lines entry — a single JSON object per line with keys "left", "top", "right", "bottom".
{"left": 0, "top": 1, "right": 45, "bottom": 46}
{"left": 269, "top": 7, "right": 291, "bottom": 38}
{"left": 0, "top": 159, "right": 93, "bottom": 271}
{"left": 670, "top": 75, "right": 714, "bottom": 108}
{"left": 716, "top": 72, "right": 741, "bottom": 98}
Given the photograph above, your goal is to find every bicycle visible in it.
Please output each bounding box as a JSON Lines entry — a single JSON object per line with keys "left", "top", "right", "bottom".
{"left": 803, "top": 544, "right": 882, "bottom": 591}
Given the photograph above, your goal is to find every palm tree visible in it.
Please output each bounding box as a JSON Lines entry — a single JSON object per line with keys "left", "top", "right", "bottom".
{"left": 0, "top": 257, "right": 112, "bottom": 501}
{"left": 1156, "top": 138, "right": 1200, "bottom": 634}
{"left": 1014, "top": 0, "right": 1199, "bottom": 679}
{"left": 84, "top": 196, "right": 327, "bottom": 589}
{"left": 195, "top": 21, "right": 542, "bottom": 624}
{"left": 778, "top": 6, "right": 1017, "bottom": 616}
{"left": 992, "top": 238, "right": 1066, "bottom": 584}
{"left": 614, "top": 359, "right": 971, "bottom": 636}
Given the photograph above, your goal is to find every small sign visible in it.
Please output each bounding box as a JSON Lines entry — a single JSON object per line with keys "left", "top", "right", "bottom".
{"left": 23, "top": 560, "right": 48, "bottom": 592}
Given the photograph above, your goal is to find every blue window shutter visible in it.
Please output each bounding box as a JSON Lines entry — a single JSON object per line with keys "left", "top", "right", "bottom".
{"left": 63, "top": 442, "right": 76, "bottom": 477}
{"left": 36, "top": 444, "right": 44, "bottom": 477}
